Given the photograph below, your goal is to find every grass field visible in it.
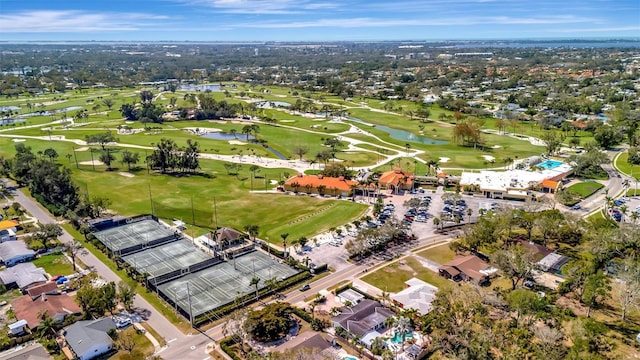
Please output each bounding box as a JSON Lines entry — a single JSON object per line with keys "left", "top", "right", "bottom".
{"left": 416, "top": 244, "right": 455, "bottom": 265}
{"left": 32, "top": 253, "right": 75, "bottom": 276}
{"left": 614, "top": 152, "right": 640, "bottom": 180}
{"left": 566, "top": 181, "right": 604, "bottom": 198}
{"left": 109, "top": 326, "right": 155, "bottom": 360}
{"left": 361, "top": 256, "right": 451, "bottom": 292}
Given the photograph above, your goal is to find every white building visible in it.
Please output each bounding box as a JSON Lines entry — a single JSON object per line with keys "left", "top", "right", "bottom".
{"left": 391, "top": 278, "right": 438, "bottom": 314}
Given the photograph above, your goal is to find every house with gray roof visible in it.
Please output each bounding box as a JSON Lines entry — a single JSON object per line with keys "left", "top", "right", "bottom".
{"left": 0, "top": 262, "right": 46, "bottom": 290}
{"left": 331, "top": 299, "right": 394, "bottom": 348}
{"left": 0, "top": 241, "right": 35, "bottom": 267}
{"left": 65, "top": 318, "right": 116, "bottom": 360}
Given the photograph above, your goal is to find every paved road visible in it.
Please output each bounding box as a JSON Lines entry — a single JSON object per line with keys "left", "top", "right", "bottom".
{"left": 9, "top": 185, "right": 185, "bottom": 343}
{"left": 157, "top": 233, "right": 450, "bottom": 360}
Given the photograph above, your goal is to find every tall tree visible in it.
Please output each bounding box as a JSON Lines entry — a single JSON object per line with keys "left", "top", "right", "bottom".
{"left": 120, "top": 149, "right": 140, "bottom": 171}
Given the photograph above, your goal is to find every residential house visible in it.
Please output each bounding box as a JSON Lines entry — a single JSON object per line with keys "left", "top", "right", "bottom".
{"left": 537, "top": 253, "right": 571, "bottom": 274}
{"left": 336, "top": 289, "right": 365, "bottom": 305}
{"left": 284, "top": 173, "right": 358, "bottom": 197}
{"left": 438, "top": 255, "right": 498, "bottom": 285}
{"left": 65, "top": 318, "right": 117, "bottom": 360}
{"left": 0, "top": 342, "right": 51, "bottom": 360}
{"left": 391, "top": 278, "right": 438, "bottom": 314}
{"left": 11, "top": 290, "right": 81, "bottom": 329}
{"left": 0, "top": 241, "right": 36, "bottom": 267}
{"left": 0, "top": 229, "right": 16, "bottom": 243}
{"left": 332, "top": 299, "right": 395, "bottom": 349}
{"left": 0, "top": 219, "right": 19, "bottom": 233}
{"left": 0, "top": 262, "right": 47, "bottom": 290}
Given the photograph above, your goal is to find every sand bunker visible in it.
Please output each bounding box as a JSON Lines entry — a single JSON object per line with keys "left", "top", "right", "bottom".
{"left": 482, "top": 155, "right": 496, "bottom": 162}
{"left": 280, "top": 120, "right": 295, "bottom": 123}
{"left": 119, "top": 172, "right": 135, "bottom": 178}
{"left": 228, "top": 140, "right": 247, "bottom": 145}
{"left": 75, "top": 147, "right": 89, "bottom": 152}
{"left": 38, "top": 100, "right": 66, "bottom": 106}
{"left": 439, "top": 157, "right": 450, "bottom": 163}
{"left": 492, "top": 145, "right": 502, "bottom": 149}
{"left": 79, "top": 160, "right": 104, "bottom": 166}
{"left": 185, "top": 127, "right": 222, "bottom": 134}
{"left": 11, "top": 139, "right": 25, "bottom": 143}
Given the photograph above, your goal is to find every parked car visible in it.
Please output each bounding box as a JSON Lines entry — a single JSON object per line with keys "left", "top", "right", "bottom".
{"left": 299, "top": 284, "right": 310, "bottom": 291}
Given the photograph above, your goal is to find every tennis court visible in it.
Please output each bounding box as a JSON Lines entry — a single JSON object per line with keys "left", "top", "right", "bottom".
{"left": 93, "top": 219, "right": 178, "bottom": 255}
{"left": 158, "top": 250, "right": 300, "bottom": 318}
{"left": 122, "top": 239, "right": 217, "bottom": 281}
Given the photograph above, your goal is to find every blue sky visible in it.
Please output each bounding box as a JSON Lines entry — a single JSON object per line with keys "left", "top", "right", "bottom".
{"left": 0, "top": 0, "right": 638, "bottom": 41}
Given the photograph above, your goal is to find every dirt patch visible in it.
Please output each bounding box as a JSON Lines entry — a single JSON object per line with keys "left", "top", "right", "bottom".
{"left": 383, "top": 267, "right": 396, "bottom": 273}
{"left": 119, "top": 172, "right": 135, "bottom": 178}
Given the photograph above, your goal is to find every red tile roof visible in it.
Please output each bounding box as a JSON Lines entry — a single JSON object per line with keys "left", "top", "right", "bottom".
{"left": 379, "top": 168, "right": 414, "bottom": 187}
{"left": 11, "top": 293, "right": 81, "bottom": 328}
{"left": 541, "top": 180, "right": 559, "bottom": 189}
{"left": 284, "top": 174, "right": 358, "bottom": 192}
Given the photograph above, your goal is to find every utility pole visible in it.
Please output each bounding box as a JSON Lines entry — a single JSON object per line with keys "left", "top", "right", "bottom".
{"left": 186, "top": 282, "right": 194, "bottom": 327}
{"left": 148, "top": 184, "right": 154, "bottom": 216}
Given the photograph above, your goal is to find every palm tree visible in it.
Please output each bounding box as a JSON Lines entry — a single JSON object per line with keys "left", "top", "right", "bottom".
{"left": 36, "top": 315, "right": 60, "bottom": 340}
{"left": 393, "top": 316, "right": 412, "bottom": 350}
{"left": 433, "top": 217, "right": 441, "bottom": 231}
{"left": 243, "top": 224, "right": 260, "bottom": 245}
{"left": 250, "top": 276, "right": 260, "bottom": 300}
{"left": 467, "top": 208, "right": 473, "bottom": 224}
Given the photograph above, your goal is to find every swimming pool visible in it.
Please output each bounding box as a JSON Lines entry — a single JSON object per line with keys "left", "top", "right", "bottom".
{"left": 342, "top": 356, "right": 358, "bottom": 360}
{"left": 537, "top": 160, "right": 563, "bottom": 170}
{"left": 389, "top": 331, "right": 414, "bottom": 344}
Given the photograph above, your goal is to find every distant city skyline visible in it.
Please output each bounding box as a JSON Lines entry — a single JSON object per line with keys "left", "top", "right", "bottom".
{"left": 1, "top": 0, "right": 638, "bottom": 41}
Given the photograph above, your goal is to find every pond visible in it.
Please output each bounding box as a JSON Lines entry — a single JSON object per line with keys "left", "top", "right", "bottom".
{"left": 256, "top": 101, "right": 291, "bottom": 109}
{"left": 0, "top": 106, "right": 21, "bottom": 112}
{"left": 347, "top": 117, "right": 448, "bottom": 145}
{"left": 200, "top": 132, "right": 287, "bottom": 160}
{"left": 0, "top": 118, "right": 26, "bottom": 125}
{"left": 22, "top": 106, "right": 83, "bottom": 117}
{"left": 179, "top": 84, "right": 221, "bottom": 92}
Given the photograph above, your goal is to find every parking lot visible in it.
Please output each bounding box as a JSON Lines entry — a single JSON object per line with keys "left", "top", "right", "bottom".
{"left": 296, "top": 188, "right": 538, "bottom": 271}
{"left": 608, "top": 195, "right": 640, "bottom": 223}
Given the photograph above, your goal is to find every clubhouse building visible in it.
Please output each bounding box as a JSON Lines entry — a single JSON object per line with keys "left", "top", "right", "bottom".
{"left": 283, "top": 173, "right": 358, "bottom": 197}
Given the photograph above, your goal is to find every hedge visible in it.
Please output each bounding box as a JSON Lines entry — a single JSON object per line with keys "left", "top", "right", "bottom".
{"left": 219, "top": 337, "right": 242, "bottom": 360}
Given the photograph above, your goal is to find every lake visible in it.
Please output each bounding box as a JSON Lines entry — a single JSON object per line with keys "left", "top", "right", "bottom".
{"left": 347, "top": 117, "right": 448, "bottom": 145}
{"left": 200, "top": 132, "right": 287, "bottom": 159}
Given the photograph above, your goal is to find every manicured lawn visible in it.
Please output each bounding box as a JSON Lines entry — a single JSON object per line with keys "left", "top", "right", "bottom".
{"left": 110, "top": 326, "right": 155, "bottom": 360}
{"left": 615, "top": 152, "right": 640, "bottom": 180}
{"left": 566, "top": 181, "right": 604, "bottom": 198}
{"left": 361, "top": 256, "right": 451, "bottom": 293}
{"left": 416, "top": 244, "right": 455, "bottom": 265}
{"left": 32, "top": 253, "right": 75, "bottom": 276}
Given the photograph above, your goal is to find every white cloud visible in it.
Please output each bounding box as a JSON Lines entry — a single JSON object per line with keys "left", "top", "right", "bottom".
{"left": 0, "top": 10, "right": 168, "bottom": 33}
{"left": 236, "top": 15, "right": 595, "bottom": 29}
{"left": 182, "top": 0, "right": 340, "bottom": 14}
